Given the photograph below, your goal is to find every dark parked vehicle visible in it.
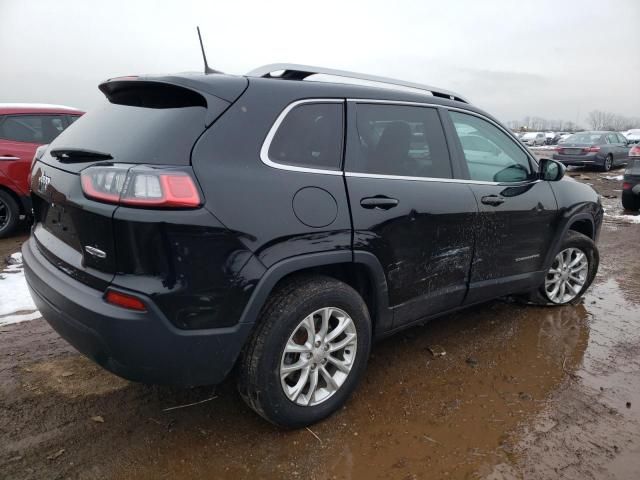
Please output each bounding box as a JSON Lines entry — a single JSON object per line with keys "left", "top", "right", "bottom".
{"left": 23, "top": 64, "right": 603, "bottom": 427}
{"left": 553, "top": 131, "right": 630, "bottom": 171}
{"left": 622, "top": 146, "right": 640, "bottom": 210}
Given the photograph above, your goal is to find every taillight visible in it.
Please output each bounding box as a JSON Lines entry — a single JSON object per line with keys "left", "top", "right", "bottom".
{"left": 556, "top": 147, "right": 564, "bottom": 153}
{"left": 630, "top": 145, "right": 640, "bottom": 157}
{"left": 81, "top": 165, "right": 201, "bottom": 208}
{"left": 585, "top": 146, "right": 600, "bottom": 153}
{"left": 105, "top": 289, "right": 147, "bottom": 311}
{"left": 623, "top": 182, "right": 632, "bottom": 190}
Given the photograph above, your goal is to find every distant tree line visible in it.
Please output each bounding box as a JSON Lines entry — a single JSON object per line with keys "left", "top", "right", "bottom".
{"left": 506, "top": 117, "right": 582, "bottom": 132}
{"left": 586, "top": 111, "right": 640, "bottom": 131}
{"left": 507, "top": 112, "right": 640, "bottom": 132}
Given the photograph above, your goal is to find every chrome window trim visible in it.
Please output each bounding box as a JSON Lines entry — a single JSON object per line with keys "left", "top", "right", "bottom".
{"left": 259, "top": 98, "right": 344, "bottom": 176}
{"left": 259, "top": 97, "right": 541, "bottom": 185}
{"left": 344, "top": 171, "right": 540, "bottom": 187}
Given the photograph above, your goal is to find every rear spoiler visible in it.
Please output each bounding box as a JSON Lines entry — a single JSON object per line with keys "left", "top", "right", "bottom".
{"left": 99, "top": 74, "right": 248, "bottom": 126}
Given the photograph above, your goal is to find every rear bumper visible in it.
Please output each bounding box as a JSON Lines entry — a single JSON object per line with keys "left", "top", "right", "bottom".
{"left": 553, "top": 152, "right": 602, "bottom": 167}
{"left": 22, "top": 236, "right": 253, "bottom": 387}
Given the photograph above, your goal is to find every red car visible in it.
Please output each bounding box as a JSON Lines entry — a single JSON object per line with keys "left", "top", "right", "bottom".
{"left": 0, "top": 103, "right": 83, "bottom": 237}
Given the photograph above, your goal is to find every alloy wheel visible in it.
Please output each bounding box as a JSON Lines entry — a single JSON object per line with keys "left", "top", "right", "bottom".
{"left": 280, "top": 307, "right": 358, "bottom": 406}
{"left": 544, "top": 247, "right": 589, "bottom": 304}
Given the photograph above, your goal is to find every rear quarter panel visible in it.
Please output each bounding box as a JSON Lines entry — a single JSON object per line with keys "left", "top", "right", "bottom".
{"left": 190, "top": 81, "right": 352, "bottom": 269}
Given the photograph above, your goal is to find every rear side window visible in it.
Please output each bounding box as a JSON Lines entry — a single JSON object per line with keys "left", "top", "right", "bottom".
{"left": 352, "top": 104, "right": 452, "bottom": 178}
{"left": 267, "top": 103, "right": 343, "bottom": 170}
{"left": 449, "top": 111, "right": 533, "bottom": 183}
{"left": 0, "top": 115, "right": 66, "bottom": 144}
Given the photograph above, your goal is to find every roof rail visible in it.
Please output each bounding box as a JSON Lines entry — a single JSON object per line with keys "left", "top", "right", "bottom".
{"left": 246, "top": 63, "right": 469, "bottom": 104}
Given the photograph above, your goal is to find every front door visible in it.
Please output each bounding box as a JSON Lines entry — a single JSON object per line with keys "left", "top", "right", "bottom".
{"left": 444, "top": 110, "right": 559, "bottom": 304}
{"left": 345, "top": 102, "right": 477, "bottom": 329}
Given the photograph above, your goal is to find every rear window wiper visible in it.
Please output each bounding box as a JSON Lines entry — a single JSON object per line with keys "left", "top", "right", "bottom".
{"left": 50, "top": 148, "right": 113, "bottom": 162}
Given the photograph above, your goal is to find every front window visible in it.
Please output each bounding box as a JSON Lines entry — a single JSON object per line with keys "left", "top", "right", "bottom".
{"left": 449, "top": 111, "right": 533, "bottom": 183}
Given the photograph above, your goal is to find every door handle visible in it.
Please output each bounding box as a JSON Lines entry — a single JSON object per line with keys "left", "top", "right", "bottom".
{"left": 0, "top": 155, "right": 20, "bottom": 161}
{"left": 481, "top": 195, "right": 505, "bottom": 206}
{"left": 360, "top": 195, "right": 399, "bottom": 210}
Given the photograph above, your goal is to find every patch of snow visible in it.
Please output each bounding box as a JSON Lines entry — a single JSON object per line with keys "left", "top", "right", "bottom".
{"left": 0, "top": 310, "right": 41, "bottom": 326}
{"left": 0, "top": 251, "right": 39, "bottom": 325}
{"left": 605, "top": 213, "right": 640, "bottom": 224}
{"left": 603, "top": 175, "right": 624, "bottom": 181}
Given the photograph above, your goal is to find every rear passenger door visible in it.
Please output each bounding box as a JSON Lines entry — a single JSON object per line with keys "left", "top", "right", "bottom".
{"left": 444, "top": 110, "right": 559, "bottom": 304}
{"left": 344, "top": 101, "right": 477, "bottom": 328}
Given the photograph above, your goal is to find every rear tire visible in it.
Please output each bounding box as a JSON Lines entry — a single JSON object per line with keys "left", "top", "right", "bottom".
{"left": 527, "top": 231, "right": 598, "bottom": 306}
{"left": 622, "top": 191, "right": 640, "bottom": 211}
{"left": 237, "top": 275, "right": 372, "bottom": 428}
{"left": 0, "top": 190, "right": 19, "bottom": 239}
{"left": 601, "top": 154, "right": 613, "bottom": 172}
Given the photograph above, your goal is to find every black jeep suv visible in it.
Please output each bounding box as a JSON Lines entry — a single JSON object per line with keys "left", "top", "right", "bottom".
{"left": 23, "top": 64, "right": 602, "bottom": 428}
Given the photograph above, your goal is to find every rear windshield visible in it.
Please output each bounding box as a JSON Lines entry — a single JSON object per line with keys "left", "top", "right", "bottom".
{"left": 46, "top": 102, "right": 207, "bottom": 165}
{"left": 565, "top": 133, "right": 604, "bottom": 144}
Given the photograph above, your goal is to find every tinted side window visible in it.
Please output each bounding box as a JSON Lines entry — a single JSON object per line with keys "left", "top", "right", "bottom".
{"left": 353, "top": 104, "right": 451, "bottom": 178}
{"left": 0, "top": 115, "right": 66, "bottom": 143}
{"left": 268, "top": 103, "right": 343, "bottom": 170}
{"left": 606, "top": 133, "right": 618, "bottom": 144}
{"left": 449, "top": 111, "right": 533, "bottom": 183}
{"left": 617, "top": 133, "right": 627, "bottom": 144}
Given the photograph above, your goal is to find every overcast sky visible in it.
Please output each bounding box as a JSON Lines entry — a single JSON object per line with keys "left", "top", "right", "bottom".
{"left": 1, "top": 0, "right": 638, "bottom": 126}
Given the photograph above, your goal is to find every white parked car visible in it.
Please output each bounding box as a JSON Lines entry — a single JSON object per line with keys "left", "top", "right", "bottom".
{"left": 557, "top": 133, "right": 573, "bottom": 144}
{"left": 623, "top": 129, "right": 640, "bottom": 144}
{"left": 521, "top": 132, "right": 546, "bottom": 146}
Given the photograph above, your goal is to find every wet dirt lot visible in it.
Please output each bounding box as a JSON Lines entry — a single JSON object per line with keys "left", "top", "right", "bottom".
{"left": 1, "top": 166, "right": 639, "bottom": 479}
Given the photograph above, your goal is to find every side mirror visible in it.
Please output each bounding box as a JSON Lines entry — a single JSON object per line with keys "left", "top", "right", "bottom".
{"left": 539, "top": 158, "right": 565, "bottom": 181}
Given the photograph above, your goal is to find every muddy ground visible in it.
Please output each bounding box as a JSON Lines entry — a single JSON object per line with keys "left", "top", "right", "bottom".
{"left": 1, "top": 162, "right": 639, "bottom": 480}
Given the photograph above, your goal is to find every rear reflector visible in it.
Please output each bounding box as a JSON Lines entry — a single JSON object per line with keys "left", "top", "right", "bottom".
{"left": 81, "top": 165, "right": 201, "bottom": 208}
{"left": 105, "top": 289, "right": 147, "bottom": 311}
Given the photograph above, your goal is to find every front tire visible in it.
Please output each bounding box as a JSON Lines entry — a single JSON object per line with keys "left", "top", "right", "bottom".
{"left": 238, "top": 275, "right": 372, "bottom": 428}
{"left": 528, "top": 231, "right": 598, "bottom": 306}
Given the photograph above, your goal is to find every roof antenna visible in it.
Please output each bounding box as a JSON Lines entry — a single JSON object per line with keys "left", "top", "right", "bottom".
{"left": 197, "top": 26, "right": 221, "bottom": 74}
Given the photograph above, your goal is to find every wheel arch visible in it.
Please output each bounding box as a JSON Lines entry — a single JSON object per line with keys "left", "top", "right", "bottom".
{"left": 543, "top": 213, "right": 596, "bottom": 270}
{"left": 238, "top": 251, "right": 392, "bottom": 336}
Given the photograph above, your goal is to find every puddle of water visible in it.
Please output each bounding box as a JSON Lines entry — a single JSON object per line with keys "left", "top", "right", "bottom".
{"left": 111, "top": 301, "right": 592, "bottom": 480}
{"left": 580, "top": 278, "right": 640, "bottom": 416}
